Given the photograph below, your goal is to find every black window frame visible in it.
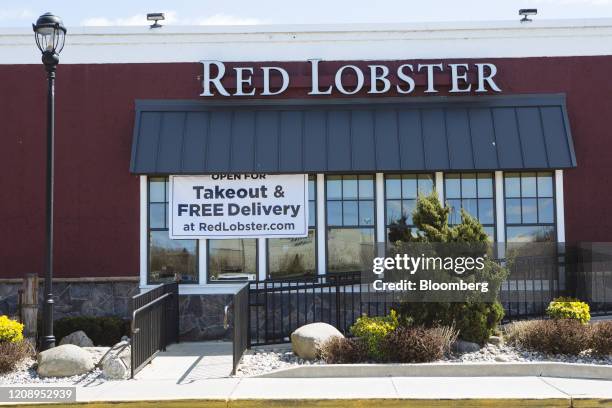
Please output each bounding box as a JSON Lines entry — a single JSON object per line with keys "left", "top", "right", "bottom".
{"left": 503, "top": 171, "right": 557, "bottom": 243}
{"left": 384, "top": 173, "right": 435, "bottom": 241}
{"left": 147, "top": 176, "right": 199, "bottom": 285}
{"left": 265, "top": 174, "right": 318, "bottom": 279}
{"left": 325, "top": 174, "right": 377, "bottom": 274}
{"left": 444, "top": 172, "right": 496, "bottom": 241}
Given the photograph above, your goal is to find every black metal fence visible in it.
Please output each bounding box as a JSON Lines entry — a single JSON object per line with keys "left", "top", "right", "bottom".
{"left": 248, "top": 250, "right": 612, "bottom": 346}
{"left": 130, "top": 282, "right": 180, "bottom": 378}
{"left": 231, "top": 284, "right": 250, "bottom": 375}
{"left": 248, "top": 272, "right": 394, "bottom": 346}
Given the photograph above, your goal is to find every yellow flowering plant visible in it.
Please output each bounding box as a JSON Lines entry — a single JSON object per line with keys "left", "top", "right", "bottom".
{"left": 349, "top": 310, "right": 399, "bottom": 359}
{"left": 546, "top": 297, "right": 591, "bottom": 324}
{"left": 0, "top": 315, "right": 24, "bottom": 343}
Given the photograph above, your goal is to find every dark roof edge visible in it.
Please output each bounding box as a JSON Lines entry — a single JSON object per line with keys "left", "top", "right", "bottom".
{"left": 134, "top": 93, "right": 568, "bottom": 112}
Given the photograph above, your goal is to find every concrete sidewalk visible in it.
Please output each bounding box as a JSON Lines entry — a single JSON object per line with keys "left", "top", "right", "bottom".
{"left": 2, "top": 376, "right": 610, "bottom": 406}
{"left": 135, "top": 341, "right": 233, "bottom": 382}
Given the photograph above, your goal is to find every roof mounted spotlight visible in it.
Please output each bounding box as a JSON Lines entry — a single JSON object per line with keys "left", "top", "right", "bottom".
{"left": 519, "top": 9, "right": 537, "bottom": 23}
{"left": 147, "top": 13, "right": 165, "bottom": 28}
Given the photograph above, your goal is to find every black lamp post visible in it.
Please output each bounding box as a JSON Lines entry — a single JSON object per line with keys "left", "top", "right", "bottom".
{"left": 33, "top": 12, "right": 66, "bottom": 351}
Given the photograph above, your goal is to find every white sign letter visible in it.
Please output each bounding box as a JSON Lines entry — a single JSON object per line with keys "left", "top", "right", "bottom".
{"left": 234, "top": 67, "right": 256, "bottom": 96}
{"left": 449, "top": 63, "right": 472, "bottom": 93}
{"left": 396, "top": 64, "right": 415, "bottom": 94}
{"left": 417, "top": 63, "right": 443, "bottom": 93}
{"left": 308, "top": 59, "right": 333, "bottom": 95}
{"left": 475, "top": 63, "right": 502, "bottom": 93}
{"left": 200, "top": 60, "right": 230, "bottom": 96}
{"left": 261, "top": 67, "right": 289, "bottom": 96}
{"left": 368, "top": 65, "right": 391, "bottom": 94}
{"left": 335, "top": 65, "right": 365, "bottom": 95}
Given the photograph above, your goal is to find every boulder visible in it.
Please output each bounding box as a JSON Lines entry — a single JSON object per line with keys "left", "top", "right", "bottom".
{"left": 102, "top": 354, "right": 129, "bottom": 380}
{"left": 291, "top": 323, "right": 344, "bottom": 360}
{"left": 488, "top": 335, "right": 503, "bottom": 346}
{"left": 59, "top": 330, "right": 94, "bottom": 347}
{"left": 37, "top": 344, "right": 95, "bottom": 377}
{"left": 99, "top": 340, "right": 130, "bottom": 367}
{"left": 451, "top": 339, "right": 481, "bottom": 353}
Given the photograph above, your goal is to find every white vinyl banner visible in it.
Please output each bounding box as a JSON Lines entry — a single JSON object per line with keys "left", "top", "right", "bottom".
{"left": 169, "top": 174, "right": 308, "bottom": 239}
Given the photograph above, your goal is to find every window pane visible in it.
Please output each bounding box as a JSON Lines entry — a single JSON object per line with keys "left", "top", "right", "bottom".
{"left": 447, "top": 199, "right": 462, "bottom": 225}
{"left": 327, "top": 201, "right": 343, "bottom": 226}
{"left": 149, "top": 178, "right": 166, "bottom": 202}
{"left": 359, "top": 201, "right": 374, "bottom": 226}
{"left": 326, "top": 176, "right": 342, "bottom": 199}
{"left": 385, "top": 176, "right": 402, "bottom": 199}
{"left": 537, "top": 174, "right": 553, "bottom": 197}
{"left": 522, "top": 198, "right": 538, "bottom": 223}
{"left": 268, "top": 230, "right": 316, "bottom": 279}
{"left": 343, "top": 176, "right": 358, "bottom": 199}
{"left": 538, "top": 198, "right": 554, "bottom": 224}
{"left": 402, "top": 199, "right": 416, "bottom": 225}
{"left": 418, "top": 174, "right": 434, "bottom": 195}
{"left": 386, "top": 200, "right": 402, "bottom": 225}
{"left": 308, "top": 201, "right": 316, "bottom": 227}
{"left": 478, "top": 198, "right": 495, "bottom": 225}
{"left": 308, "top": 179, "right": 315, "bottom": 200}
{"left": 208, "top": 239, "right": 257, "bottom": 281}
{"left": 477, "top": 174, "right": 494, "bottom": 198}
{"left": 402, "top": 175, "right": 418, "bottom": 199}
{"left": 505, "top": 198, "right": 521, "bottom": 224}
{"left": 506, "top": 226, "right": 555, "bottom": 243}
{"left": 521, "top": 172, "right": 537, "bottom": 196}
{"left": 504, "top": 173, "right": 521, "bottom": 197}
{"left": 445, "top": 174, "right": 461, "bottom": 199}
{"left": 149, "top": 203, "right": 166, "bottom": 229}
{"left": 358, "top": 175, "right": 374, "bottom": 199}
{"left": 461, "top": 198, "right": 478, "bottom": 219}
{"left": 343, "top": 201, "right": 358, "bottom": 226}
{"left": 483, "top": 226, "right": 495, "bottom": 242}
{"left": 149, "top": 231, "right": 197, "bottom": 284}
{"left": 327, "top": 228, "right": 375, "bottom": 273}
{"left": 461, "top": 173, "right": 477, "bottom": 198}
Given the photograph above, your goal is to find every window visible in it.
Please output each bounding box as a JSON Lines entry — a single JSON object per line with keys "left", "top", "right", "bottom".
{"left": 208, "top": 239, "right": 257, "bottom": 282}
{"left": 148, "top": 177, "right": 198, "bottom": 284}
{"left": 267, "top": 176, "right": 317, "bottom": 279}
{"left": 385, "top": 174, "right": 434, "bottom": 241}
{"left": 326, "top": 175, "right": 375, "bottom": 273}
{"left": 504, "top": 172, "right": 556, "bottom": 243}
{"left": 445, "top": 173, "right": 495, "bottom": 241}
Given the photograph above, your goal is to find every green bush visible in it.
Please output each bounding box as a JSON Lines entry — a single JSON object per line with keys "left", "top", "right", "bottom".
{"left": 589, "top": 321, "right": 612, "bottom": 356}
{"left": 319, "top": 336, "right": 369, "bottom": 364}
{"left": 0, "top": 315, "right": 24, "bottom": 343}
{"left": 392, "top": 192, "right": 508, "bottom": 344}
{"left": 381, "top": 325, "right": 458, "bottom": 363}
{"left": 0, "top": 339, "right": 34, "bottom": 374}
{"left": 546, "top": 297, "right": 590, "bottom": 324}
{"left": 396, "top": 300, "right": 504, "bottom": 345}
{"left": 54, "top": 316, "right": 129, "bottom": 347}
{"left": 349, "top": 310, "right": 398, "bottom": 359}
{"left": 505, "top": 319, "right": 589, "bottom": 355}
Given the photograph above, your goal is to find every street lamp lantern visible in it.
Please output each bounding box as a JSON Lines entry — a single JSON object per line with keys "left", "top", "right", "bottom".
{"left": 33, "top": 12, "right": 66, "bottom": 351}
{"left": 33, "top": 12, "right": 66, "bottom": 57}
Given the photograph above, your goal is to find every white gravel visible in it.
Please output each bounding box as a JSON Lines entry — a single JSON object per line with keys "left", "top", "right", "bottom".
{"left": 234, "top": 342, "right": 612, "bottom": 377}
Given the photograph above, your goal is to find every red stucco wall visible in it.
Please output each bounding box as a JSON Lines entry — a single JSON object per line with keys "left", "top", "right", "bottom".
{"left": 1, "top": 56, "right": 611, "bottom": 279}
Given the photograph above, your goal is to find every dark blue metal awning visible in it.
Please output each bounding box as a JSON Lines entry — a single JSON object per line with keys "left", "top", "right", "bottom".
{"left": 130, "top": 95, "right": 576, "bottom": 174}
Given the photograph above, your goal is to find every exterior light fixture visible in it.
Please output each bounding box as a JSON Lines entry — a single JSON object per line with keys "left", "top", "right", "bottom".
{"left": 519, "top": 9, "right": 537, "bottom": 23}
{"left": 147, "top": 13, "right": 165, "bottom": 28}
{"left": 33, "top": 12, "right": 67, "bottom": 351}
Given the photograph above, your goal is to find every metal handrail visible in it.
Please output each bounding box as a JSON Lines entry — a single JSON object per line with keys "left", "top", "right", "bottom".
{"left": 130, "top": 292, "right": 172, "bottom": 335}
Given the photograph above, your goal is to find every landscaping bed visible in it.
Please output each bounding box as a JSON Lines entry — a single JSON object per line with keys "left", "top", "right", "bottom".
{"left": 234, "top": 337, "right": 612, "bottom": 377}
